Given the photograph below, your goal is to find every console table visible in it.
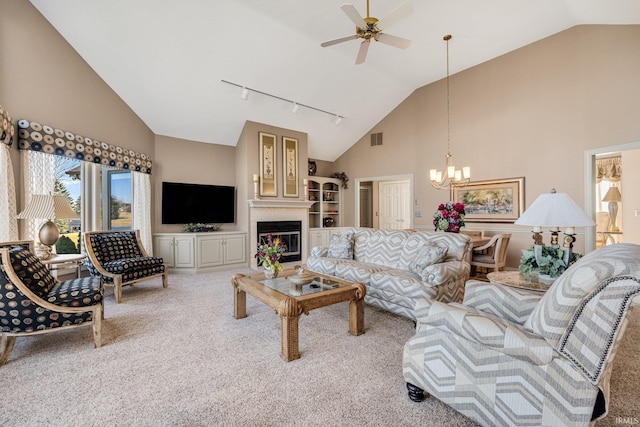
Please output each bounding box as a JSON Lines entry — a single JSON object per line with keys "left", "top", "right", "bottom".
{"left": 486, "top": 271, "right": 551, "bottom": 293}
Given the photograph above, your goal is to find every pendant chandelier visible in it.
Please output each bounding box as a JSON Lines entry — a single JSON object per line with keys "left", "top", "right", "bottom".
{"left": 429, "top": 35, "right": 470, "bottom": 199}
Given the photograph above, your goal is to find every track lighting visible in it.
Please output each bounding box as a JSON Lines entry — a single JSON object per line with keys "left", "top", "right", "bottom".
{"left": 221, "top": 80, "right": 345, "bottom": 124}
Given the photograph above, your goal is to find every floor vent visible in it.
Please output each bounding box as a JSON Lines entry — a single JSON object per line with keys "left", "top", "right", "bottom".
{"left": 370, "top": 132, "right": 383, "bottom": 146}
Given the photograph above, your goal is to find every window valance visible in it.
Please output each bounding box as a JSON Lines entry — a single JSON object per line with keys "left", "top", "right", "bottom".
{"left": 595, "top": 156, "right": 621, "bottom": 183}
{"left": 17, "top": 119, "right": 152, "bottom": 174}
{"left": 1, "top": 105, "right": 14, "bottom": 147}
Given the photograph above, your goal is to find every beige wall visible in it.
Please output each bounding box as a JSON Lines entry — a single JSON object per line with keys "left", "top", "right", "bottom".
{"left": 334, "top": 25, "right": 640, "bottom": 267}
{"left": 0, "top": 1, "right": 155, "bottom": 219}
{"left": 154, "top": 135, "right": 236, "bottom": 233}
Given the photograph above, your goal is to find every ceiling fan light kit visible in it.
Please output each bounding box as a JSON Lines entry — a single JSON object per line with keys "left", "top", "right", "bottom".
{"left": 321, "top": 0, "right": 413, "bottom": 64}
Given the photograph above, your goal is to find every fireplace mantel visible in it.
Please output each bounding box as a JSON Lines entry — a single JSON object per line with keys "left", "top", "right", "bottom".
{"left": 247, "top": 199, "right": 314, "bottom": 209}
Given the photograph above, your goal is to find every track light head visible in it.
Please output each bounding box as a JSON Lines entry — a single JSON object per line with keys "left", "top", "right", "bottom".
{"left": 335, "top": 115, "right": 342, "bottom": 126}
{"left": 241, "top": 87, "right": 249, "bottom": 100}
{"left": 292, "top": 102, "right": 300, "bottom": 114}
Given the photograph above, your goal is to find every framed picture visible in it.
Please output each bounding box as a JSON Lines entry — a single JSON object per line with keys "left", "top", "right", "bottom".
{"left": 453, "top": 177, "right": 525, "bottom": 223}
{"left": 282, "top": 136, "right": 298, "bottom": 197}
{"left": 259, "top": 132, "right": 277, "bottom": 197}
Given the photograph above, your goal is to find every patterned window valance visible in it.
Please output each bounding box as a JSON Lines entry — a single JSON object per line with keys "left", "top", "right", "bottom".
{"left": 595, "top": 156, "right": 621, "bottom": 183}
{"left": 17, "top": 119, "right": 153, "bottom": 174}
{"left": 1, "top": 105, "right": 15, "bottom": 147}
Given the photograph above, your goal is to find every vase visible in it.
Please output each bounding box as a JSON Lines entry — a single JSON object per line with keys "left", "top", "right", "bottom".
{"left": 537, "top": 273, "right": 556, "bottom": 285}
{"left": 264, "top": 266, "right": 278, "bottom": 279}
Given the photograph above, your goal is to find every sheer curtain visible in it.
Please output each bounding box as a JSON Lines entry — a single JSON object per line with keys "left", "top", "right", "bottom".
{"left": 0, "top": 143, "right": 18, "bottom": 241}
{"left": 80, "top": 161, "right": 102, "bottom": 233}
{"left": 132, "top": 171, "right": 153, "bottom": 255}
{"left": 21, "top": 150, "right": 56, "bottom": 241}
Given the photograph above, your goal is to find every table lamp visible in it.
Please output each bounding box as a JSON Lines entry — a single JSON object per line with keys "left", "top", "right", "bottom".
{"left": 16, "top": 194, "right": 79, "bottom": 259}
{"left": 602, "top": 186, "right": 622, "bottom": 231}
{"left": 514, "top": 188, "right": 595, "bottom": 264}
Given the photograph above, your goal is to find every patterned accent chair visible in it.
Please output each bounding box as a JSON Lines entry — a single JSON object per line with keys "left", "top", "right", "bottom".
{"left": 0, "top": 240, "right": 103, "bottom": 366}
{"left": 403, "top": 243, "right": 640, "bottom": 426}
{"left": 84, "top": 230, "right": 167, "bottom": 303}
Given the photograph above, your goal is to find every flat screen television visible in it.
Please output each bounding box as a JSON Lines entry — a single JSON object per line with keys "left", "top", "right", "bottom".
{"left": 162, "top": 182, "right": 236, "bottom": 224}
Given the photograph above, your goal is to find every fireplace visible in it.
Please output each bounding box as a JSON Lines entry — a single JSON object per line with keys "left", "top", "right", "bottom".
{"left": 257, "top": 221, "right": 302, "bottom": 263}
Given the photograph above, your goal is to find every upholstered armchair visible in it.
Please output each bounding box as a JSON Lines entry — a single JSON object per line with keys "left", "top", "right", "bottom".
{"left": 0, "top": 240, "right": 103, "bottom": 365}
{"left": 403, "top": 243, "right": 640, "bottom": 426}
{"left": 84, "top": 230, "right": 168, "bottom": 303}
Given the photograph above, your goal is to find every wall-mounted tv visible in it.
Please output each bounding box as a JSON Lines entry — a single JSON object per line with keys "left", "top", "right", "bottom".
{"left": 162, "top": 182, "right": 236, "bottom": 224}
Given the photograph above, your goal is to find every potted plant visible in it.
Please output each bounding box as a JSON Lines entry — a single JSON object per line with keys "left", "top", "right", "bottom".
{"left": 519, "top": 245, "right": 582, "bottom": 284}
{"left": 255, "top": 234, "right": 287, "bottom": 279}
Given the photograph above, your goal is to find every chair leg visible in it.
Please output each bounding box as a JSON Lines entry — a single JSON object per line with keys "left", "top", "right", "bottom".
{"left": 406, "top": 382, "right": 427, "bottom": 402}
{"left": 93, "top": 304, "right": 103, "bottom": 348}
{"left": 114, "top": 277, "right": 123, "bottom": 304}
{"left": 0, "top": 334, "right": 17, "bottom": 366}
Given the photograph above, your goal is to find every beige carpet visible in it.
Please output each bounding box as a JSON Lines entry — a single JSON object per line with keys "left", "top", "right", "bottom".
{"left": 1, "top": 269, "right": 638, "bottom": 426}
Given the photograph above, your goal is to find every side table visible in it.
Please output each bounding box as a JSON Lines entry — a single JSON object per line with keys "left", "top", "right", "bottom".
{"left": 41, "top": 253, "right": 86, "bottom": 279}
{"left": 486, "top": 271, "right": 551, "bottom": 293}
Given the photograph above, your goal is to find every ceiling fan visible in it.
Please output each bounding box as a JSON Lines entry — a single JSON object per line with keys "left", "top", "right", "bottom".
{"left": 321, "top": 0, "right": 413, "bottom": 65}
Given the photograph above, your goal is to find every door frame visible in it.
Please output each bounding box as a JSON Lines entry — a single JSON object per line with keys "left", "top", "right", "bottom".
{"left": 355, "top": 174, "right": 414, "bottom": 229}
{"left": 584, "top": 140, "right": 640, "bottom": 252}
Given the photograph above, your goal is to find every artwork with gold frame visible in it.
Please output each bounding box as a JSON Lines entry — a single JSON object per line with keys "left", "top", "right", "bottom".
{"left": 453, "top": 177, "right": 525, "bottom": 223}
{"left": 282, "top": 137, "right": 298, "bottom": 198}
{"left": 259, "top": 132, "right": 277, "bottom": 197}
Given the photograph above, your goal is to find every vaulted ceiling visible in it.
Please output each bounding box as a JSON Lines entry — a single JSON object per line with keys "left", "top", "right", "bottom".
{"left": 30, "top": 0, "right": 640, "bottom": 161}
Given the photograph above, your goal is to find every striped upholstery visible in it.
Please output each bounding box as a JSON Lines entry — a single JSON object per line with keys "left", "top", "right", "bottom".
{"left": 403, "top": 243, "right": 640, "bottom": 426}
{"left": 306, "top": 228, "right": 472, "bottom": 320}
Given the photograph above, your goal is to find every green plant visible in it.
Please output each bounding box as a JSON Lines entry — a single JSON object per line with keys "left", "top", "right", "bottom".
{"left": 519, "top": 245, "right": 581, "bottom": 278}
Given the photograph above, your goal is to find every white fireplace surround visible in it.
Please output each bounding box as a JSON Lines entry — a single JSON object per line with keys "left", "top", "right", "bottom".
{"left": 248, "top": 199, "right": 314, "bottom": 270}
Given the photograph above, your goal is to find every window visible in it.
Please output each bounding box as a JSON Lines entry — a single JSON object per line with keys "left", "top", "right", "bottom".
{"left": 102, "top": 168, "right": 132, "bottom": 231}
{"left": 54, "top": 156, "right": 81, "bottom": 253}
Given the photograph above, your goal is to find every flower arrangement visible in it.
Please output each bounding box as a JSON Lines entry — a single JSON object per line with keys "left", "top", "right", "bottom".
{"left": 183, "top": 223, "right": 221, "bottom": 233}
{"left": 255, "top": 234, "right": 287, "bottom": 273}
{"left": 433, "top": 202, "right": 466, "bottom": 233}
{"left": 519, "top": 245, "right": 582, "bottom": 278}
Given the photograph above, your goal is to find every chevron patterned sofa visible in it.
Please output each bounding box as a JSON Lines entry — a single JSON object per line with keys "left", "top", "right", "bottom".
{"left": 403, "top": 243, "right": 640, "bottom": 426}
{"left": 306, "top": 228, "right": 472, "bottom": 320}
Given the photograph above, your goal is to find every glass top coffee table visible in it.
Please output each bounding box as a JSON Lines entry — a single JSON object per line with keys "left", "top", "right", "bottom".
{"left": 231, "top": 266, "right": 366, "bottom": 362}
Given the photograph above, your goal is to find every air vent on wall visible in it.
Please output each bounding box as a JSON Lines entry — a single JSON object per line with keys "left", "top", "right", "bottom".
{"left": 370, "top": 132, "right": 383, "bottom": 146}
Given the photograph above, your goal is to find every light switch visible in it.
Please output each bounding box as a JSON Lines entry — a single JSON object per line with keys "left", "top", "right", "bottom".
{"left": 415, "top": 211, "right": 422, "bottom": 217}
{"left": 635, "top": 209, "right": 640, "bottom": 217}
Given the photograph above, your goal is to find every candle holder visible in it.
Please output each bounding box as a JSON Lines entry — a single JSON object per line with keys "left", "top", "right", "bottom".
{"left": 252, "top": 174, "right": 259, "bottom": 199}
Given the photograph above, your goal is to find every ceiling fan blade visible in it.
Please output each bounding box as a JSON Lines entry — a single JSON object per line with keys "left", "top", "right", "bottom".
{"left": 340, "top": 4, "right": 366, "bottom": 28}
{"left": 376, "top": 33, "right": 411, "bottom": 49}
{"left": 321, "top": 34, "right": 359, "bottom": 47}
{"left": 355, "top": 39, "right": 370, "bottom": 65}
{"left": 376, "top": 2, "right": 413, "bottom": 31}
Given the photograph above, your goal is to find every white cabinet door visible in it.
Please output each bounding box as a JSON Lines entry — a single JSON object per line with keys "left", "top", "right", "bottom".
{"left": 198, "top": 235, "right": 223, "bottom": 268}
{"left": 154, "top": 236, "right": 176, "bottom": 268}
{"left": 224, "top": 234, "right": 246, "bottom": 264}
{"left": 174, "top": 236, "right": 195, "bottom": 268}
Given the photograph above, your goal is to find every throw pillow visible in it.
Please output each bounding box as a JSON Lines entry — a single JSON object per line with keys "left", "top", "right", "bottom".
{"left": 327, "top": 232, "right": 355, "bottom": 259}
{"left": 409, "top": 243, "right": 448, "bottom": 275}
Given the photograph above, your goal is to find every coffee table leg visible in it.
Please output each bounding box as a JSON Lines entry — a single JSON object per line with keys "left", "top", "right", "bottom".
{"left": 280, "top": 314, "right": 300, "bottom": 362}
{"left": 232, "top": 275, "right": 247, "bottom": 319}
{"left": 349, "top": 282, "right": 366, "bottom": 336}
{"left": 349, "top": 298, "right": 364, "bottom": 336}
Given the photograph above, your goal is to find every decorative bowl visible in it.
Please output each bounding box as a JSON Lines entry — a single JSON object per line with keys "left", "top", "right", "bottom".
{"left": 290, "top": 272, "right": 314, "bottom": 286}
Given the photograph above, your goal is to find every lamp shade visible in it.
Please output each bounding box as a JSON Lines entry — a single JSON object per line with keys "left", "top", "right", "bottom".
{"left": 602, "top": 186, "right": 622, "bottom": 202}
{"left": 514, "top": 190, "right": 595, "bottom": 227}
{"left": 16, "top": 194, "right": 79, "bottom": 220}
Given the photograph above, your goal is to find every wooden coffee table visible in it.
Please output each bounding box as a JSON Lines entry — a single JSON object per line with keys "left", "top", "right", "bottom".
{"left": 231, "top": 266, "right": 366, "bottom": 362}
